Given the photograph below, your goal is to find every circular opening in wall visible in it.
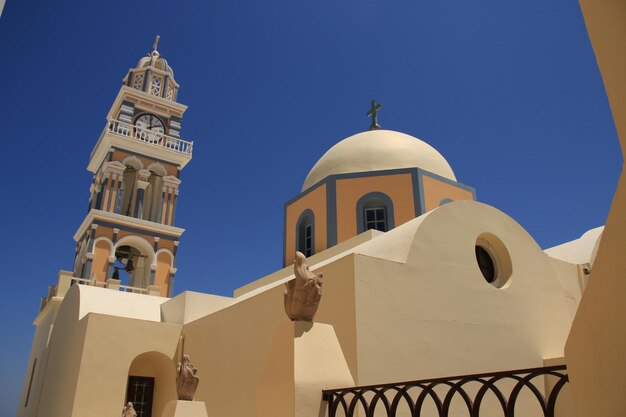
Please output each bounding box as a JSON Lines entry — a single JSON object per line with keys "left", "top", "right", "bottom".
{"left": 475, "top": 233, "right": 512, "bottom": 288}
{"left": 475, "top": 246, "right": 495, "bottom": 283}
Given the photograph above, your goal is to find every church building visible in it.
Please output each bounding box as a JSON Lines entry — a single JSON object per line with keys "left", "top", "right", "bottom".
{"left": 16, "top": 27, "right": 622, "bottom": 417}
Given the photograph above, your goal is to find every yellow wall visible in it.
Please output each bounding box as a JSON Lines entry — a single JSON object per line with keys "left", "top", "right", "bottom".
{"left": 155, "top": 251, "right": 172, "bottom": 296}
{"left": 284, "top": 184, "right": 327, "bottom": 265}
{"left": 422, "top": 174, "right": 474, "bottom": 212}
{"left": 336, "top": 174, "right": 415, "bottom": 243}
{"left": 96, "top": 226, "right": 114, "bottom": 240}
{"left": 92, "top": 240, "right": 111, "bottom": 282}
{"left": 565, "top": 2, "right": 626, "bottom": 416}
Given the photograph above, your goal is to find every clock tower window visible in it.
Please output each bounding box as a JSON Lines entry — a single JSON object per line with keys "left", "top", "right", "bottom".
{"left": 150, "top": 75, "right": 162, "bottom": 96}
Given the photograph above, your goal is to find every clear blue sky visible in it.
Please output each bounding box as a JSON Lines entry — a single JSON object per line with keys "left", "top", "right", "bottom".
{"left": 0, "top": 0, "right": 622, "bottom": 415}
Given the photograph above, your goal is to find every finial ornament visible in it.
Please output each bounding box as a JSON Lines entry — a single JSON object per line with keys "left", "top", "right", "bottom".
{"left": 366, "top": 99, "right": 382, "bottom": 130}
{"left": 152, "top": 35, "right": 161, "bottom": 55}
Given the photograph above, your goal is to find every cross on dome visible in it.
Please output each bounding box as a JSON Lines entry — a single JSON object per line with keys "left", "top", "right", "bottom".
{"left": 152, "top": 35, "right": 161, "bottom": 56}
{"left": 366, "top": 99, "right": 382, "bottom": 130}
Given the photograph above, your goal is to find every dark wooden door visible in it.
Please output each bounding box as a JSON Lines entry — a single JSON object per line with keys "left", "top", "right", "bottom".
{"left": 126, "top": 376, "right": 155, "bottom": 417}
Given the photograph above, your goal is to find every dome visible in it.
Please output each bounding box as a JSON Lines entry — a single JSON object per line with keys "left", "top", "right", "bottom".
{"left": 136, "top": 51, "right": 174, "bottom": 77}
{"left": 302, "top": 129, "right": 456, "bottom": 191}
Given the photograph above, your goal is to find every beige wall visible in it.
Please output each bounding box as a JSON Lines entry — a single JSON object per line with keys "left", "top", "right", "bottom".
{"left": 284, "top": 184, "right": 327, "bottom": 264}
{"left": 352, "top": 202, "right": 576, "bottom": 416}
{"left": 29, "top": 287, "right": 90, "bottom": 417}
{"left": 565, "top": 1, "right": 626, "bottom": 416}
{"left": 422, "top": 174, "right": 474, "bottom": 211}
{"left": 335, "top": 174, "right": 415, "bottom": 243}
{"left": 181, "top": 254, "right": 358, "bottom": 417}
{"left": 17, "top": 300, "right": 61, "bottom": 417}
{"left": 32, "top": 286, "right": 182, "bottom": 417}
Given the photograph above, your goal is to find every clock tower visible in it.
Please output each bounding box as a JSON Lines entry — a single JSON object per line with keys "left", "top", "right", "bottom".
{"left": 73, "top": 37, "right": 192, "bottom": 297}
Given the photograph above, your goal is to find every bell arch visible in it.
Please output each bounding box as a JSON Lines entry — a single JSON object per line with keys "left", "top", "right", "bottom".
{"left": 113, "top": 235, "right": 155, "bottom": 289}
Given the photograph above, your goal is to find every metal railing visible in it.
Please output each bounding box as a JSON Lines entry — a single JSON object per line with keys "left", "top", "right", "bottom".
{"left": 322, "top": 365, "right": 569, "bottom": 417}
{"left": 105, "top": 119, "right": 193, "bottom": 156}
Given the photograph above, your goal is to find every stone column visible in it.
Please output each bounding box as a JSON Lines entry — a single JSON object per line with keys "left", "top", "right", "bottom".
{"left": 163, "top": 175, "right": 181, "bottom": 226}
{"left": 170, "top": 190, "right": 179, "bottom": 226}
{"left": 168, "top": 267, "right": 177, "bottom": 297}
{"left": 134, "top": 169, "right": 150, "bottom": 219}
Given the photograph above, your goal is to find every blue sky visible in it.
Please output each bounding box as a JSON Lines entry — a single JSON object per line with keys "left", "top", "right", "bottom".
{"left": 0, "top": 0, "right": 622, "bottom": 415}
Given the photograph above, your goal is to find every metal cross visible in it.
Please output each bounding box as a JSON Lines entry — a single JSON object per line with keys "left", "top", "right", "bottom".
{"left": 153, "top": 35, "right": 160, "bottom": 53}
{"left": 366, "top": 99, "right": 382, "bottom": 130}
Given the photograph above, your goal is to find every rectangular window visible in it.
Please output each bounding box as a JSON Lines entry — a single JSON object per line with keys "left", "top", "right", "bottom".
{"left": 364, "top": 207, "right": 387, "bottom": 232}
{"left": 126, "top": 376, "right": 155, "bottom": 417}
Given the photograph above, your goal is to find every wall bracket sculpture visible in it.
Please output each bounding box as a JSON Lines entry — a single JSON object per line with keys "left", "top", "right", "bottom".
{"left": 284, "top": 251, "right": 323, "bottom": 322}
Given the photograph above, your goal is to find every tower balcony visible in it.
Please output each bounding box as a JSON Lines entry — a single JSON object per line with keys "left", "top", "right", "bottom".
{"left": 89, "top": 119, "right": 193, "bottom": 172}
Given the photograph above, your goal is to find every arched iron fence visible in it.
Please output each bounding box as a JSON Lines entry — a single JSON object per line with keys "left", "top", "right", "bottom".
{"left": 322, "top": 365, "right": 568, "bottom": 417}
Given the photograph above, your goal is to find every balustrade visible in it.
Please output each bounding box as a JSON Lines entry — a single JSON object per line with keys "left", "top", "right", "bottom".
{"left": 106, "top": 119, "right": 193, "bottom": 156}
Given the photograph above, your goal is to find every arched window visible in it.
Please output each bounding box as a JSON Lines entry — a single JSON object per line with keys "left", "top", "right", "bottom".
{"left": 296, "top": 210, "right": 315, "bottom": 257}
{"left": 356, "top": 192, "right": 395, "bottom": 234}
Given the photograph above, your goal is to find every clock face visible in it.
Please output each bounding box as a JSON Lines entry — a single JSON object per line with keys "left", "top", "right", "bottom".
{"left": 135, "top": 114, "right": 165, "bottom": 143}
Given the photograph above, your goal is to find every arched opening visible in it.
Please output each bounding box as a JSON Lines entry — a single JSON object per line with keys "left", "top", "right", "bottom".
{"left": 126, "top": 351, "right": 176, "bottom": 417}
{"left": 113, "top": 236, "right": 155, "bottom": 290}
{"left": 356, "top": 192, "right": 395, "bottom": 234}
{"left": 144, "top": 163, "right": 167, "bottom": 223}
{"left": 154, "top": 250, "right": 173, "bottom": 297}
{"left": 296, "top": 209, "right": 315, "bottom": 257}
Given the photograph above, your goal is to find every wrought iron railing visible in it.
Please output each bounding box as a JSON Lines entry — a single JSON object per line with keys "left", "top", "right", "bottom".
{"left": 105, "top": 119, "right": 193, "bottom": 156}
{"left": 322, "top": 365, "right": 569, "bottom": 417}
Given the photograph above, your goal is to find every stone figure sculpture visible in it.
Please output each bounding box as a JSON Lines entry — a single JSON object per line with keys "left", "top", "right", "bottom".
{"left": 122, "top": 402, "right": 137, "bottom": 417}
{"left": 284, "top": 251, "right": 323, "bottom": 321}
{"left": 176, "top": 354, "right": 200, "bottom": 401}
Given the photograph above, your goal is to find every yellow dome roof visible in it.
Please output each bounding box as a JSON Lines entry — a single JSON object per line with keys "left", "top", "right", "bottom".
{"left": 302, "top": 129, "right": 456, "bottom": 191}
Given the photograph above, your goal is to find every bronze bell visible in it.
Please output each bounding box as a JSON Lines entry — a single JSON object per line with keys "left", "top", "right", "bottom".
{"left": 124, "top": 259, "right": 135, "bottom": 273}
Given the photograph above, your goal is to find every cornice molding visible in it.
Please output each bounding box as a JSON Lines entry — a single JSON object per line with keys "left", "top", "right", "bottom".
{"left": 74, "top": 209, "right": 185, "bottom": 242}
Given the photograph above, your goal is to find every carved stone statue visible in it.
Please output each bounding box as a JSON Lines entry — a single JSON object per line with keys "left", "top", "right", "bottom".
{"left": 122, "top": 402, "right": 137, "bottom": 417}
{"left": 176, "top": 354, "right": 200, "bottom": 401}
{"left": 284, "top": 251, "right": 323, "bottom": 322}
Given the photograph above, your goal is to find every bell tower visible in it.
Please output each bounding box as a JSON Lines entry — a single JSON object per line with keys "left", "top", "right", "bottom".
{"left": 73, "top": 37, "right": 193, "bottom": 297}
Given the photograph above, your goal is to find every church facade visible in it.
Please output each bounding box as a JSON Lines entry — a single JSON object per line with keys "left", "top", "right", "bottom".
{"left": 16, "top": 35, "right": 615, "bottom": 417}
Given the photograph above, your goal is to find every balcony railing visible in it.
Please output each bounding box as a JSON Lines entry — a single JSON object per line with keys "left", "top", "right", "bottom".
{"left": 322, "top": 365, "right": 569, "bottom": 417}
{"left": 39, "top": 271, "right": 159, "bottom": 312}
{"left": 105, "top": 119, "right": 193, "bottom": 156}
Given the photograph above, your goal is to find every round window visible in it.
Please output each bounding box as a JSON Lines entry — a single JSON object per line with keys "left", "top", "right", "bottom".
{"left": 475, "top": 234, "right": 512, "bottom": 288}
{"left": 475, "top": 246, "right": 496, "bottom": 283}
